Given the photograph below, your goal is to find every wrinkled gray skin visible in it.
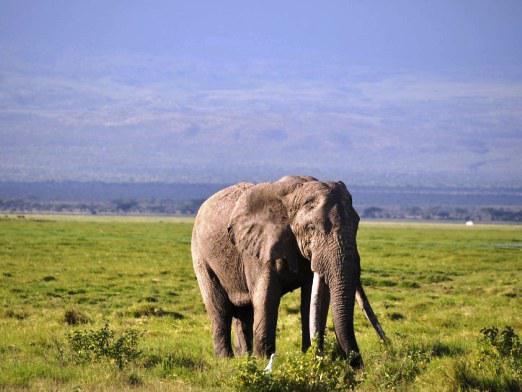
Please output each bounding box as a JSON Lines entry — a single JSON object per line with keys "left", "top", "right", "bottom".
{"left": 191, "top": 176, "right": 386, "bottom": 368}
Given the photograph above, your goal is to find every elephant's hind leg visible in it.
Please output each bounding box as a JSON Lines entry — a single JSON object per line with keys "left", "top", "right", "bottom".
{"left": 194, "top": 262, "right": 234, "bottom": 357}
{"left": 233, "top": 305, "right": 253, "bottom": 355}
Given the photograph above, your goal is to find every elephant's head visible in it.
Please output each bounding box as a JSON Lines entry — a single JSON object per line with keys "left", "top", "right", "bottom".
{"left": 228, "top": 176, "right": 385, "bottom": 367}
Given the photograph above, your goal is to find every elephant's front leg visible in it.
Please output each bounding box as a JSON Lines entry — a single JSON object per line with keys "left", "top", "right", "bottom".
{"left": 252, "top": 268, "right": 281, "bottom": 357}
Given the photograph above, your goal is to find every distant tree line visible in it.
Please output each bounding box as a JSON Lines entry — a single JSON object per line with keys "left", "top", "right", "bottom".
{"left": 0, "top": 198, "right": 521, "bottom": 222}
{"left": 361, "top": 205, "right": 522, "bottom": 222}
{"left": 0, "top": 198, "right": 204, "bottom": 216}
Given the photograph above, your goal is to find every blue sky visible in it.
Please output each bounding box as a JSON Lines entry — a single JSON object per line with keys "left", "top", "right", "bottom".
{"left": 1, "top": 0, "right": 521, "bottom": 186}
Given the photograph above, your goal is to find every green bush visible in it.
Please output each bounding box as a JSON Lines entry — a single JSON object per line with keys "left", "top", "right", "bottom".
{"left": 67, "top": 323, "right": 142, "bottom": 370}
{"left": 480, "top": 326, "right": 522, "bottom": 371}
{"left": 161, "top": 352, "right": 206, "bottom": 372}
{"left": 64, "top": 308, "right": 90, "bottom": 325}
{"left": 127, "top": 371, "right": 143, "bottom": 386}
{"left": 451, "top": 326, "right": 522, "bottom": 392}
{"left": 232, "top": 338, "right": 359, "bottom": 392}
{"left": 364, "top": 340, "right": 432, "bottom": 390}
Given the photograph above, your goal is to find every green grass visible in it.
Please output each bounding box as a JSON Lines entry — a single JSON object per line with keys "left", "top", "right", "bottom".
{"left": 0, "top": 215, "right": 521, "bottom": 391}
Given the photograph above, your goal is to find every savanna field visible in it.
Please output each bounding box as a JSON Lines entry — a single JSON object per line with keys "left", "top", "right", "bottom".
{"left": 0, "top": 215, "right": 520, "bottom": 391}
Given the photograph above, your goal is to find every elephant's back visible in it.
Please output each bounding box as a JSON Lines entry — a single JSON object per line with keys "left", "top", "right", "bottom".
{"left": 195, "top": 182, "right": 254, "bottom": 225}
{"left": 192, "top": 182, "right": 254, "bottom": 256}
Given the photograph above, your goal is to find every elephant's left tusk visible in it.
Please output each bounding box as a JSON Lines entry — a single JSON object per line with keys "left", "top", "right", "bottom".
{"left": 355, "top": 284, "right": 387, "bottom": 342}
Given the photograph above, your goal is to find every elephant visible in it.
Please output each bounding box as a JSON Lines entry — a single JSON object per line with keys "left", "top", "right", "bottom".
{"left": 191, "top": 176, "right": 386, "bottom": 368}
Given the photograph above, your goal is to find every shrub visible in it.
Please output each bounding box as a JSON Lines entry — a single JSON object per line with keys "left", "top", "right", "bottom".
{"left": 4, "top": 308, "right": 29, "bottom": 320}
{"left": 451, "top": 326, "right": 522, "bottom": 392}
{"left": 387, "top": 312, "right": 405, "bottom": 321}
{"left": 365, "top": 342, "right": 432, "bottom": 390}
{"left": 142, "top": 353, "right": 163, "bottom": 369}
{"left": 480, "top": 326, "right": 522, "bottom": 368}
{"left": 67, "top": 323, "right": 142, "bottom": 369}
{"left": 232, "top": 338, "right": 359, "bottom": 392}
{"left": 141, "top": 351, "right": 207, "bottom": 376}
{"left": 64, "top": 309, "right": 90, "bottom": 325}
{"left": 129, "top": 304, "right": 184, "bottom": 319}
{"left": 234, "top": 356, "right": 273, "bottom": 391}
{"left": 161, "top": 352, "right": 206, "bottom": 372}
{"left": 127, "top": 372, "right": 143, "bottom": 386}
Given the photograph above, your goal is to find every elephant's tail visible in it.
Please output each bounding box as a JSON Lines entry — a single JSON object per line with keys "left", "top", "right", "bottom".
{"left": 355, "top": 284, "right": 388, "bottom": 342}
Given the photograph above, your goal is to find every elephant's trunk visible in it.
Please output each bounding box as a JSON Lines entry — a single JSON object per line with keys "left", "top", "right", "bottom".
{"left": 308, "top": 242, "right": 385, "bottom": 368}
{"left": 329, "top": 269, "right": 363, "bottom": 368}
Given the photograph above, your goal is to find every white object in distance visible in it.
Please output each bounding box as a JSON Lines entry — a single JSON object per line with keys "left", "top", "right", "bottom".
{"left": 465, "top": 221, "right": 474, "bottom": 226}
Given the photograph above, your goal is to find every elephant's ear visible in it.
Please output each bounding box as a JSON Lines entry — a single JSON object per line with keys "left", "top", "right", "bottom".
{"left": 228, "top": 184, "right": 299, "bottom": 272}
{"left": 335, "top": 180, "right": 352, "bottom": 202}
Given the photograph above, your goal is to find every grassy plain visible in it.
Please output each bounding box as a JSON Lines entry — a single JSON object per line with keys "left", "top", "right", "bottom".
{"left": 0, "top": 215, "right": 520, "bottom": 391}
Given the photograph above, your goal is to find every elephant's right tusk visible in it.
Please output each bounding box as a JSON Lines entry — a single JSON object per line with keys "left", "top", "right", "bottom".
{"left": 355, "top": 284, "right": 387, "bottom": 342}
{"left": 309, "top": 272, "right": 329, "bottom": 348}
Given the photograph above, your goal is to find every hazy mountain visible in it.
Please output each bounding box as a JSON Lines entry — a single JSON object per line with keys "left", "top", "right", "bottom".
{"left": 1, "top": 1, "right": 521, "bottom": 187}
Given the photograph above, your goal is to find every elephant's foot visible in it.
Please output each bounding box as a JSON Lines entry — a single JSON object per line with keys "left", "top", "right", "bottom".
{"left": 213, "top": 331, "right": 234, "bottom": 357}
{"left": 349, "top": 352, "right": 363, "bottom": 370}
{"left": 253, "top": 341, "right": 275, "bottom": 358}
{"left": 211, "top": 316, "right": 234, "bottom": 358}
{"left": 214, "top": 346, "right": 234, "bottom": 358}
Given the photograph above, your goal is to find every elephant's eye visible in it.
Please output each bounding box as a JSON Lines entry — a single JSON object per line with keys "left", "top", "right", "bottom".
{"left": 303, "top": 198, "right": 316, "bottom": 209}
{"left": 305, "top": 223, "right": 315, "bottom": 234}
